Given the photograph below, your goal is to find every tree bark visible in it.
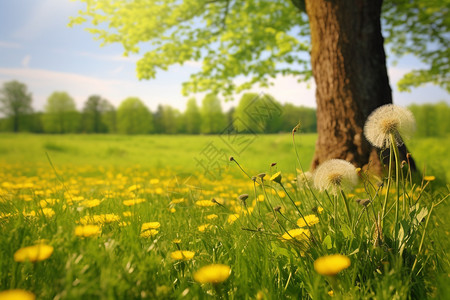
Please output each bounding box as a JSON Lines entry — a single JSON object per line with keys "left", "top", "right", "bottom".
{"left": 305, "top": 0, "right": 394, "bottom": 172}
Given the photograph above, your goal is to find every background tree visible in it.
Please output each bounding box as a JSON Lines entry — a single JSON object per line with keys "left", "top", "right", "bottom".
{"left": 280, "top": 103, "right": 316, "bottom": 133}
{"left": 81, "top": 95, "right": 115, "bottom": 133}
{"left": 184, "top": 98, "right": 202, "bottom": 134}
{"left": 43, "top": 92, "right": 79, "bottom": 133}
{"left": 0, "top": 80, "right": 33, "bottom": 132}
{"left": 117, "top": 97, "right": 153, "bottom": 134}
{"left": 200, "top": 94, "right": 226, "bottom": 134}
{"left": 71, "top": 0, "right": 449, "bottom": 170}
{"left": 233, "top": 93, "right": 282, "bottom": 133}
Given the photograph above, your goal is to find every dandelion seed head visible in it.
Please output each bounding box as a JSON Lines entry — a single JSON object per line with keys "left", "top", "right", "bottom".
{"left": 364, "top": 104, "right": 416, "bottom": 148}
{"left": 313, "top": 159, "right": 358, "bottom": 195}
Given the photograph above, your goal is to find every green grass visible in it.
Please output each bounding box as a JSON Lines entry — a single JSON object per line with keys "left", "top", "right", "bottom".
{"left": 0, "top": 133, "right": 317, "bottom": 177}
{"left": 0, "top": 133, "right": 448, "bottom": 299}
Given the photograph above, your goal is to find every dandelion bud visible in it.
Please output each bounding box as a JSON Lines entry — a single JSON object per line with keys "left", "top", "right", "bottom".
{"left": 229, "top": 156, "right": 235, "bottom": 162}
{"left": 355, "top": 198, "right": 371, "bottom": 207}
{"left": 251, "top": 176, "right": 257, "bottom": 182}
{"left": 406, "top": 153, "right": 411, "bottom": 159}
{"left": 401, "top": 160, "right": 407, "bottom": 168}
{"left": 238, "top": 194, "right": 249, "bottom": 202}
{"left": 270, "top": 172, "right": 282, "bottom": 184}
{"left": 257, "top": 173, "right": 266, "bottom": 179}
{"left": 274, "top": 206, "right": 281, "bottom": 212}
{"left": 271, "top": 162, "right": 277, "bottom": 167}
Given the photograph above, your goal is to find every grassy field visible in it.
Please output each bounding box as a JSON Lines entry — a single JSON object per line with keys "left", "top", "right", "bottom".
{"left": 0, "top": 133, "right": 448, "bottom": 299}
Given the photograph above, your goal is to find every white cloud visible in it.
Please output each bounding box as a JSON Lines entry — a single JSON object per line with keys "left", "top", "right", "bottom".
{"left": 21, "top": 55, "right": 31, "bottom": 68}
{"left": 0, "top": 41, "right": 21, "bottom": 48}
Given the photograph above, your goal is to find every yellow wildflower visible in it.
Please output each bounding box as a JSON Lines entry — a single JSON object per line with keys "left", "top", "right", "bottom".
{"left": 0, "top": 289, "right": 35, "bottom": 300}
{"left": 194, "top": 264, "right": 231, "bottom": 284}
{"left": 14, "top": 244, "right": 53, "bottom": 262}
{"left": 170, "top": 250, "right": 195, "bottom": 260}
{"left": 314, "top": 254, "right": 351, "bottom": 276}
{"left": 297, "top": 214, "right": 319, "bottom": 228}
{"left": 281, "top": 228, "right": 310, "bottom": 241}
{"left": 75, "top": 225, "right": 101, "bottom": 237}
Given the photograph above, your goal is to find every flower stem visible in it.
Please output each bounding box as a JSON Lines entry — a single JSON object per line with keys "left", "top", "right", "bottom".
{"left": 389, "top": 133, "right": 401, "bottom": 249}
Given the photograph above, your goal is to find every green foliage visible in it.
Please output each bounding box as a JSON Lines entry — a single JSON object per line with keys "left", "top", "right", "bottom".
{"left": 184, "top": 98, "right": 201, "bottom": 134}
{"left": 42, "top": 92, "right": 80, "bottom": 133}
{"left": 233, "top": 93, "right": 282, "bottom": 133}
{"left": 0, "top": 80, "right": 33, "bottom": 132}
{"left": 69, "top": 0, "right": 311, "bottom": 98}
{"left": 200, "top": 94, "right": 227, "bottom": 134}
{"left": 153, "top": 105, "right": 181, "bottom": 134}
{"left": 70, "top": 0, "right": 449, "bottom": 97}
{"left": 383, "top": 0, "right": 450, "bottom": 92}
{"left": 280, "top": 103, "right": 316, "bottom": 133}
{"left": 116, "top": 97, "right": 153, "bottom": 134}
{"left": 81, "top": 95, "right": 116, "bottom": 133}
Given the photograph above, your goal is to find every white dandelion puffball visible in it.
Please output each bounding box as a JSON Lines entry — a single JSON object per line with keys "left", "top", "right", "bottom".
{"left": 313, "top": 159, "right": 358, "bottom": 195}
{"left": 364, "top": 104, "right": 416, "bottom": 149}
{"left": 297, "top": 171, "right": 313, "bottom": 189}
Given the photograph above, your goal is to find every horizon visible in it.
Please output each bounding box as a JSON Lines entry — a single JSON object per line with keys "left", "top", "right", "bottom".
{"left": 0, "top": 0, "right": 449, "bottom": 115}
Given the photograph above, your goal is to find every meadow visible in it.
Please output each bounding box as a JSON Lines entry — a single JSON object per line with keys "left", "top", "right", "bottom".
{"left": 0, "top": 133, "right": 449, "bottom": 299}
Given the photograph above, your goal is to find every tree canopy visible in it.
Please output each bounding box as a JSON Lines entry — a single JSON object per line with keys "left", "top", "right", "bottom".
{"left": 70, "top": 0, "right": 449, "bottom": 97}
{"left": 0, "top": 80, "right": 33, "bottom": 132}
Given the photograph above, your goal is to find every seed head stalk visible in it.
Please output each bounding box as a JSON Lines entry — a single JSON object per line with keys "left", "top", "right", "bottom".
{"left": 389, "top": 133, "right": 401, "bottom": 249}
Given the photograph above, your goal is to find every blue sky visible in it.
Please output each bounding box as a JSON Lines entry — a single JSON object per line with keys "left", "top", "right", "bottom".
{"left": 0, "top": 0, "right": 448, "bottom": 113}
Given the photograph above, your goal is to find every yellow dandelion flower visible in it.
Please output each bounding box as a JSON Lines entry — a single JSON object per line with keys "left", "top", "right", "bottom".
{"left": 227, "top": 214, "right": 239, "bottom": 224}
{"left": 172, "top": 239, "right": 181, "bottom": 244}
{"left": 281, "top": 228, "right": 310, "bottom": 241}
{"left": 328, "top": 290, "right": 334, "bottom": 297}
{"left": 423, "top": 175, "right": 435, "bottom": 181}
{"left": 75, "top": 225, "right": 101, "bottom": 237}
{"left": 41, "top": 208, "right": 55, "bottom": 218}
{"left": 194, "top": 264, "right": 231, "bottom": 284}
{"left": 150, "top": 178, "right": 160, "bottom": 184}
{"left": 119, "top": 221, "right": 130, "bottom": 227}
{"left": 314, "top": 254, "right": 351, "bottom": 276}
{"left": 141, "top": 222, "right": 161, "bottom": 231}
{"left": 198, "top": 224, "right": 211, "bottom": 232}
{"left": 14, "top": 244, "right": 53, "bottom": 262}
{"left": 170, "top": 250, "right": 195, "bottom": 260}
{"left": 257, "top": 195, "right": 264, "bottom": 202}
{"left": 364, "top": 104, "right": 416, "bottom": 148}
{"left": 80, "top": 199, "right": 101, "bottom": 208}
{"left": 127, "top": 184, "right": 141, "bottom": 192}
{"left": 313, "top": 159, "right": 358, "bottom": 195}
{"left": 195, "top": 200, "right": 215, "bottom": 207}
{"left": 169, "top": 207, "right": 176, "bottom": 213}
{"left": 0, "top": 289, "right": 35, "bottom": 300}
{"left": 170, "top": 198, "right": 185, "bottom": 204}
{"left": 140, "top": 229, "right": 158, "bottom": 238}
{"left": 297, "top": 214, "right": 319, "bottom": 228}
{"left": 270, "top": 172, "right": 282, "bottom": 184}
{"left": 206, "top": 214, "right": 218, "bottom": 220}
{"left": 123, "top": 211, "right": 132, "bottom": 217}
{"left": 122, "top": 198, "right": 145, "bottom": 206}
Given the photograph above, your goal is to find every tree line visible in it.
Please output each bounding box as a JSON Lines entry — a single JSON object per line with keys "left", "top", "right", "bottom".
{"left": 0, "top": 80, "right": 317, "bottom": 134}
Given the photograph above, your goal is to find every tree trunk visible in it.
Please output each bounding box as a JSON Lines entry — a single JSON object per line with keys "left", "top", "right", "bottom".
{"left": 305, "top": 0, "right": 395, "bottom": 172}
